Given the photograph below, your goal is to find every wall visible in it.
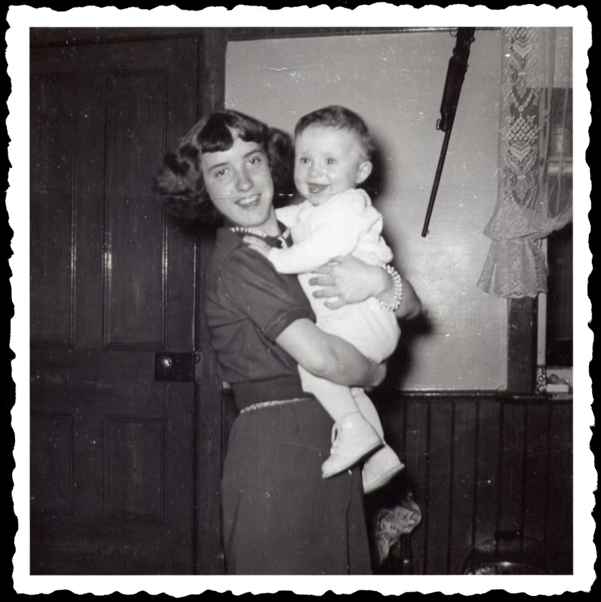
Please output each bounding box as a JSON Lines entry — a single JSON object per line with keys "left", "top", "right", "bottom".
{"left": 225, "top": 29, "right": 507, "bottom": 391}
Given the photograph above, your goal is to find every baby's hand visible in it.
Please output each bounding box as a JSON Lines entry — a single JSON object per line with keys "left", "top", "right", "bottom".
{"left": 243, "top": 235, "right": 272, "bottom": 259}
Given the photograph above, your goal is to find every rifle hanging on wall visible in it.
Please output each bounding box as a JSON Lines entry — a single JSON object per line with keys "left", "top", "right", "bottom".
{"left": 422, "top": 28, "right": 476, "bottom": 237}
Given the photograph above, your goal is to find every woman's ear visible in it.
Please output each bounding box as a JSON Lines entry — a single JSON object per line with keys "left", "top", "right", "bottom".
{"left": 355, "top": 160, "right": 373, "bottom": 185}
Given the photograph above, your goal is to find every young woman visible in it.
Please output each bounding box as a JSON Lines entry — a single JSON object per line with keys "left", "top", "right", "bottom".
{"left": 156, "top": 110, "right": 421, "bottom": 575}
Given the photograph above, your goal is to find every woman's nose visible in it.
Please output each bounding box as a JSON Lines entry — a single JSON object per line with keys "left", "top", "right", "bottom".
{"left": 235, "top": 168, "right": 253, "bottom": 191}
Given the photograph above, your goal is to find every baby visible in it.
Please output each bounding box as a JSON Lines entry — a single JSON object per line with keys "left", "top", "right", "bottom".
{"left": 245, "top": 106, "right": 404, "bottom": 494}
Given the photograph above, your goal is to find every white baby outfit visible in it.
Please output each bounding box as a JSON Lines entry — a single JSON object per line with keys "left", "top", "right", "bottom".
{"left": 271, "top": 188, "right": 400, "bottom": 363}
{"left": 270, "top": 189, "right": 401, "bottom": 472}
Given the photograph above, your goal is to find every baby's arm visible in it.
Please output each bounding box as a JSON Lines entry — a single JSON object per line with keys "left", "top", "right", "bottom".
{"left": 243, "top": 228, "right": 358, "bottom": 274}
{"left": 269, "top": 225, "right": 360, "bottom": 274}
{"left": 274, "top": 203, "right": 303, "bottom": 228}
{"left": 270, "top": 198, "right": 367, "bottom": 274}
{"left": 243, "top": 202, "right": 355, "bottom": 272}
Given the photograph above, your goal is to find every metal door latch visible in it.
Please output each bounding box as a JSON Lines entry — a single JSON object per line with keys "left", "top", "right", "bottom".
{"left": 154, "top": 352, "right": 196, "bottom": 382}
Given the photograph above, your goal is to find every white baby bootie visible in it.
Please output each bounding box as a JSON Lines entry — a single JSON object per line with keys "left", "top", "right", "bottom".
{"left": 362, "top": 445, "right": 405, "bottom": 494}
{"left": 321, "top": 413, "right": 383, "bottom": 479}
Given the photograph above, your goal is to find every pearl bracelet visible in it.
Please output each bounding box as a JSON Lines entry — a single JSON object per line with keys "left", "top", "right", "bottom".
{"left": 378, "top": 264, "right": 403, "bottom": 312}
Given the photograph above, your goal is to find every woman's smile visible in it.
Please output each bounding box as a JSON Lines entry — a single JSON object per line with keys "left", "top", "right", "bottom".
{"left": 235, "top": 194, "right": 262, "bottom": 208}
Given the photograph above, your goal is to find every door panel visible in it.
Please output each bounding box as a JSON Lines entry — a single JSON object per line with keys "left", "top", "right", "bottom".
{"left": 104, "top": 69, "right": 167, "bottom": 348}
{"left": 30, "top": 35, "right": 205, "bottom": 574}
{"left": 30, "top": 72, "right": 77, "bottom": 346}
{"left": 30, "top": 349, "right": 196, "bottom": 573}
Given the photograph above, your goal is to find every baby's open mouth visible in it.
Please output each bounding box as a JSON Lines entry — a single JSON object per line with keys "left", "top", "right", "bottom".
{"left": 308, "top": 183, "right": 328, "bottom": 195}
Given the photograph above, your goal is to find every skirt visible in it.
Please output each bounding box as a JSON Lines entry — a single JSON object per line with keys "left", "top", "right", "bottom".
{"left": 220, "top": 397, "right": 372, "bottom": 575}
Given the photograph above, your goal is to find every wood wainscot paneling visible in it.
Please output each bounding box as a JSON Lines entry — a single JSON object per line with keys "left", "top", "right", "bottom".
{"left": 364, "top": 391, "right": 573, "bottom": 575}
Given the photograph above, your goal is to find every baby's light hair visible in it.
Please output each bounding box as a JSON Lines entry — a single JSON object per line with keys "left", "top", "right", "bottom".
{"left": 294, "top": 105, "right": 375, "bottom": 160}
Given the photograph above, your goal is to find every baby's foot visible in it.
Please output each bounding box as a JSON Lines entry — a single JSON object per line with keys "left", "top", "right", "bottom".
{"left": 321, "top": 413, "right": 383, "bottom": 479}
{"left": 362, "top": 444, "right": 404, "bottom": 494}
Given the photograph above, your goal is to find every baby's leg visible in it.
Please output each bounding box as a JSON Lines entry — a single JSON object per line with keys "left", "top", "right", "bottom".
{"left": 350, "top": 387, "right": 405, "bottom": 494}
{"left": 298, "top": 366, "right": 383, "bottom": 478}
{"left": 350, "top": 387, "right": 385, "bottom": 437}
{"left": 298, "top": 365, "right": 360, "bottom": 424}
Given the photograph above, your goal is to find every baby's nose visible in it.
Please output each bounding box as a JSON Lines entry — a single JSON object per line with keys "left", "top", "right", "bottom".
{"left": 308, "top": 162, "right": 323, "bottom": 177}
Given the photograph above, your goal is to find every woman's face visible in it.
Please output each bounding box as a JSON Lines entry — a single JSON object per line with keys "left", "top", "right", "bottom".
{"left": 201, "top": 133, "right": 277, "bottom": 233}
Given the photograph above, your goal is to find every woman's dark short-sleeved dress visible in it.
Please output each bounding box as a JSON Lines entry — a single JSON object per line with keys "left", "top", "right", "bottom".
{"left": 204, "top": 226, "right": 371, "bottom": 575}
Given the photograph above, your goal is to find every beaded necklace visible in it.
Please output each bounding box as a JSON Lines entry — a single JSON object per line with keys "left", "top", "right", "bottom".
{"left": 228, "top": 225, "right": 291, "bottom": 249}
{"left": 229, "top": 226, "right": 271, "bottom": 238}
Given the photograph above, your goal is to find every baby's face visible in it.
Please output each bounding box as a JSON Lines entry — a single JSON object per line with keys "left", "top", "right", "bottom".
{"left": 294, "top": 125, "right": 372, "bottom": 206}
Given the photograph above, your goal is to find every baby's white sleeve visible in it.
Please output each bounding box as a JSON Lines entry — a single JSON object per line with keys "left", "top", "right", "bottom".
{"left": 274, "top": 204, "right": 302, "bottom": 228}
{"left": 269, "top": 199, "right": 365, "bottom": 274}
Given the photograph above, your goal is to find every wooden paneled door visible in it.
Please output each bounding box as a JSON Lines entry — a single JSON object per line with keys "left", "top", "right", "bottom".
{"left": 29, "top": 32, "right": 223, "bottom": 574}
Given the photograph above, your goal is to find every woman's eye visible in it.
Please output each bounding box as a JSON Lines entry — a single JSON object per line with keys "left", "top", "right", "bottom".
{"left": 213, "top": 168, "right": 229, "bottom": 179}
{"left": 247, "top": 155, "right": 262, "bottom": 166}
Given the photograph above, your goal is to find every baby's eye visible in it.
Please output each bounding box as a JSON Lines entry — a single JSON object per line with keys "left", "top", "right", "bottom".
{"left": 298, "top": 157, "right": 310, "bottom": 164}
{"left": 326, "top": 158, "right": 337, "bottom": 165}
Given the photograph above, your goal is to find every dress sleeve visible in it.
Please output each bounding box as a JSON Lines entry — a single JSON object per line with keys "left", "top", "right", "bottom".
{"left": 221, "top": 246, "right": 313, "bottom": 342}
{"left": 268, "top": 191, "right": 372, "bottom": 274}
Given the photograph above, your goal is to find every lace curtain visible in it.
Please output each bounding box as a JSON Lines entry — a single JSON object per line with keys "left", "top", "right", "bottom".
{"left": 478, "top": 27, "right": 573, "bottom": 298}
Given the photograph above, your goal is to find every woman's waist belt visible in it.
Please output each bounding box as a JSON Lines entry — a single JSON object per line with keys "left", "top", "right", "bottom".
{"left": 239, "top": 397, "right": 312, "bottom": 414}
{"left": 231, "top": 375, "right": 308, "bottom": 409}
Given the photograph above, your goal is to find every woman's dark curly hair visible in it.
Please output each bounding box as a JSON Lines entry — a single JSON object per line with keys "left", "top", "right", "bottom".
{"left": 155, "top": 110, "right": 295, "bottom": 227}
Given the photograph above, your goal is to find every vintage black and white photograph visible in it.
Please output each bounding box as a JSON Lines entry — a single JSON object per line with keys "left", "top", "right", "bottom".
{"left": 10, "top": 5, "right": 593, "bottom": 596}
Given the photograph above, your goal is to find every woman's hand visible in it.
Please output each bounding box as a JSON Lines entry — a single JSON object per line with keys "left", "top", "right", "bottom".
{"left": 308, "top": 256, "right": 385, "bottom": 309}
{"left": 309, "top": 255, "right": 423, "bottom": 319}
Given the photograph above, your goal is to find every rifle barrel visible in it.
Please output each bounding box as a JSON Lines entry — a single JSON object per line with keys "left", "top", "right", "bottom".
{"left": 422, "top": 126, "right": 453, "bottom": 237}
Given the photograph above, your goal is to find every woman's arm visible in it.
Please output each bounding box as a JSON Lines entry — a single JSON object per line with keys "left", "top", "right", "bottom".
{"left": 275, "top": 318, "right": 386, "bottom": 388}
{"left": 308, "top": 256, "right": 423, "bottom": 319}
